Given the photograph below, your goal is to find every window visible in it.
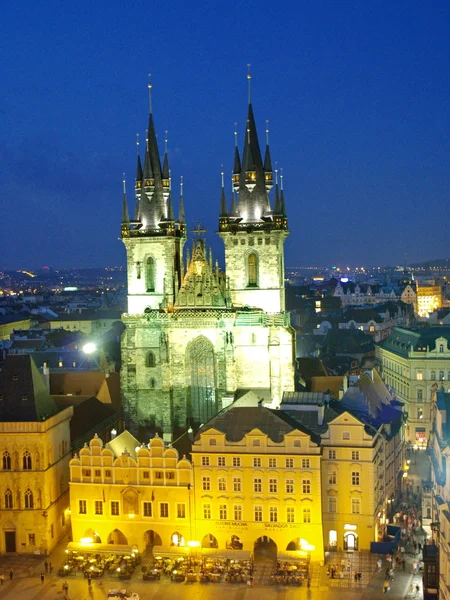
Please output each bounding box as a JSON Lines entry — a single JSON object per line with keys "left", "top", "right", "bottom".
{"left": 105, "top": 470, "right": 112, "bottom": 478}
{"left": 247, "top": 252, "right": 258, "bottom": 286}
{"left": 303, "top": 508, "right": 311, "bottom": 523}
{"left": 234, "top": 505, "right": 242, "bottom": 520}
{"left": 418, "top": 408, "right": 423, "bottom": 419}
{"left": 286, "top": 507, "right": 295, "bottom": 523}
{"left": 254, "top": 505, "right": 263, "bottom": 521}
{"left": 351, "top": 498, "right": 360, "bottom": 514}
{"left": 269, "top": 458, "right": 277, "bottom": 468}
{"left": 83, "top": 469, "right": 91, "bottom": 477}
{"left": 23, "top": 451, "right": 32, "bottom": 470}
{"left": 285, "top": 458, "right": 294, "bottom": 468}
{"left": 328, "top": 470, "right": 337, "bottom": 485}
{"left": 95, "top": 470, "right": 101, "bottom": 477}
{"left": 302, "top": 479, "right": 311, "bottom": 494}
{"left": 351, "top": 471, "right": 360, "bottom": 486}
{"left": 143, "top": 502, "right": 152, "bottom": 517}
{"left": 166, "top": 472, "right": 175, "bottom": 480}
{"left": 177, "top": 504, "right": 186, "bottom": 518}
{"left": 351, "top": 451, "right": 360, "bottom": 461}
{"left": 146, "top": 256, "right": 155, "bottom": 292}
{"left": 253, "top": 478, "right": 262, "bottom": 493}
{"left": 51, "top": 524, "right": 54, "bottom": 539}
{"left": 160, "top": 503, "right": 169, "bottom": 518}
{"left": 253, "top": 457, "right": 262, "bottom": 468}
{"left": 328, "top": 450, "right": 336, "bottom": 459}
{"left": 202, "top": 476, "right": 211, "bottom": 491}
{"left": 439, "top": 371, "right": 445, "bottom": 381}
{"left": 111, "top": 501, "right": 119, "bottom": 516}
{"left": 342, "top": 432, "right": 350, "bottom": 440}
{"left": 217, "top": 456, "right": 226, "bottom": 467}
{"left": 146, "top": 351, "right": 156, "bottom": 367}
{"left": 24, "top": 489, "right": 34, "bottom": 509}
{"left": 431, "top": 370, "right": 436, "bottom": 380}
{"left": 4, "top": 488, "right": 12, "bottom": 509}
{"left": 219, "top": 504, "right": 227, "bottom": 520}
{"left": 253, "top": 439, "right": 261, "bottom": 447}
{"left": 440, "top": 344, "right": 444, "bottom": 353}
{"left": 301, "top": 458, "right": 311, "bottom": 468}
{"left": 286, "top": 479, "right": 294, "bottom": 494}
{"left": 155, "top": 472, "right": 163, "bottom": 479}
{"left": 417, "top": 371, "right": 423, "bottom": 381}
{"left": 209, "top": 439, "right": 217, "bottom": 446}
{"left": 201, "top": 456, "right": 210, "bottom": 466}
{"left": 269, "top": 506, "right": 278, "bottom": 522}
{"left": 233, "top": 478, "right": 242, "bottom": 492}
{"left": 232, "top": 457, "right": 241, "bottom": 467}
{"left": 29, "top": 533, "right": 35, "bottom": 546}
{"left": 328, "top": 497, "right": 337, "bottom": 513}
{"left": 417, "top": 389, "right": 423, "bottom": 401}
{"left": 218, "top": 477, "right": 227, "bottom": 492}
{"left": 269, "top": 478, "right": 278, "bottom": 493}
{"left": 2, "top": 451, "right": 11, "bottom": 470}
{"left": 79, "top": 500, "right": 87, "bottom": 514}
{"left": 95, "top": 500, "right": 103, "bottom": 515}
{"left": 203, "top": 504, "right": 211, "bottom": 519}
{"left": 293, "top": 439, "right": 301, "bottom": 447}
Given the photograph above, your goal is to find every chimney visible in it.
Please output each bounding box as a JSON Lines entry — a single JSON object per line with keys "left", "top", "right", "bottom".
{"left": 318, "top": 404, "right": 324, "bottom": 426}
{"left": 42, "top": 362, "right": 50, "bottom": 392}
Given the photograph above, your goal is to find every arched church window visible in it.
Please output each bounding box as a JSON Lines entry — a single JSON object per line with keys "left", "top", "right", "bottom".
{"left": 2, "top": 451, "right": 11, "bottom": 470}
{"left": 4, "top": 488, "right": 13, "bottom": 509}
{"left": 146, "top": 351, "right": 156, "bottom": 368}
{"left": 187, "top": 337, "right": 216, "bottom": 425}
{"left": 23, "top": 451, "right": 32, "bottom": 470}
{"left": 431, "top": 371, "right": 436, "bottom": 380}
{"left": 146, "top": 257, "right": 155, "bottom": 292}
{"left": 439, "top": 371, "right": 445, "bottom": 381}
{"left": 247, "top": 252, "right": 258, "bottom": 287}
{"left": 24, "top": 488, "right": 34, "bottom": 509}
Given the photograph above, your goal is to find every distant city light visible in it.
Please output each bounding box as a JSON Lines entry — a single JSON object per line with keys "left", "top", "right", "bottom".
{"left": 82, "top": 342, "right": 97, "bottom": 354}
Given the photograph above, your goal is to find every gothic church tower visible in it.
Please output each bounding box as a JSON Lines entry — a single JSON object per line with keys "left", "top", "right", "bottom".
{"left": 219, "top": 76, "right": 288, "bottom": 313}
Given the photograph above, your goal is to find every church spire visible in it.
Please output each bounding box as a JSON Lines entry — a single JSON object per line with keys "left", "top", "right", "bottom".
{"left": 135, "top": 134, "right": 143, "bottom": 188}
{"left": 232, "top": 123, "right": 241, "bottom": 192}
{"left": 220, "top": 170, "right": 228, "bottom": 217}
{"left": 162, "top": 131, "right": 170, "bottom": 199}
{"left": 178, "top": 176, "right": 185, "bottom": 224}
{"left": 121, "top": 174, "right": 130, "bottom": 237}
{"left": 263, "top": 120, "right": 273, "bottom": 191}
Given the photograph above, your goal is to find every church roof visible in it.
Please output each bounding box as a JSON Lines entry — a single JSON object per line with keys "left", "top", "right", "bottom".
{"left": 0, "top": 355, "right": 61, "bottom": 422}
{"left": 107, "top": 430, "right": 140, "bottom": 458}
{"left": 378, "top": 326, "right": 450, "bottom": 357}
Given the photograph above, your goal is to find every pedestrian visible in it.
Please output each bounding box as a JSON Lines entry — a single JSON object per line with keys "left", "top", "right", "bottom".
{"left": 307, "top": 576, "right": 311, "bottom": 588}
{"left": 250, "top": 576, "right": 254, "bottom": 587}
{"left": 40, "top": 573, "right": 44, "bottom": 583}
{"left": 358, "top": 572, "right": 362, "bottom": 582}
{"left": 402, "top": 559, "right": 406, "bottom": 571}
{"left": 63, "top": 580, "right": 68, "bottom": 592}
{"left": 88, "top": 574, "right": 92, "bottom": 586}
{"left": 0, "top": 574, "right": 3, "bottom": 585}
{"left": 383, "top": 580, "right": 390, "bottom": 593}
{"left": 355, "top": 572, "right": 358, "bottom": 583}
{"left": 418, "top": 542, "right": 422, "bottom": 552}
{"left": 44, "top": 560, "right": 48, "bottom": 573}
{"left": 377, "top": 558, "right": 382, "bottom": 572}
{"left": 49, "top": 562, "right": 53, "bottom": 574}
{"left": 9, "top": 568, "right": 13, "bottom": 581}
{"left": 416, "top": 584, "right": 420, "bottom": 595}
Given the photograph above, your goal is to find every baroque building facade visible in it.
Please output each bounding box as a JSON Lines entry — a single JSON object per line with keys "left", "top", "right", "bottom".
{"left": 120, "top": 89, "right": 295, "bottom": 437}
{"left": 0, "top": 355, "right": 73, "bottom": 554}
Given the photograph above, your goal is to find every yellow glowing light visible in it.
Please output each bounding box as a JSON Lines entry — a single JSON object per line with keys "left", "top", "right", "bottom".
{"left": 80, "top": 537, "right": 94, "bottom": 545}
{"left": 403, "top": 472, "right": 408, "bottom": 478}
{"left": 344, "top": 524, "right": 357, "bottom": 531}
{"left": 128, "top": 513, "right": 135, "bottom": 519}
{"left": 187, "top": 540, "right": 201, "bottom": 548}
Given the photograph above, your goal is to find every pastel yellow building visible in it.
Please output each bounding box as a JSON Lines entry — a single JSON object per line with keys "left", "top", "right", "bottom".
{"left": 69, "top": 431, "right": 193, "bottom": 553}
{"left": 191, "top": 406, "right": 324, "bottom": 563}
{"left": 0, "top": 355, "right": 73, "bottom": 554}
{"left": 416, "top": 284, "right": 442, "bottom": 317}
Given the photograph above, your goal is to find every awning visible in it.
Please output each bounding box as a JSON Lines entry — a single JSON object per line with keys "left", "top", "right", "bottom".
{"left": 66, "top": 543, "right": 138, "bottom": 555}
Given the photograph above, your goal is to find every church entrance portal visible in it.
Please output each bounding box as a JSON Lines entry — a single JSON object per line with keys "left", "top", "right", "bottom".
{"left": 254, "top": 536, "right": 277, "bottom": 562}
{"left": 4, "top": 531, "right": 16, "bottom": 553}
{"left": 187, "top": 337, "right": 217, "bottom": 424}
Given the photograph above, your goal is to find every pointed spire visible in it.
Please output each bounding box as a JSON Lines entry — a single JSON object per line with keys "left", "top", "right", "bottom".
{"left": 263, "top": 120, "right": 273, "bottom": 192}
{"left": 147, "top": 73, "right": 153, "bottom": 113}
{"left": 143, "top": 130, "right": 155, "bottom": 192}
{"left": 247, "top": 63, "right": 252, "bottom": 104}
{"left": 274, "top": 167, "right": 281, "bottom": 214}
{"left": 232, "top": 123, "right": 241, "bottom": 192}
{"left": 135, "top": 134, "right": 143, "bottom": 189}
{"left": 167, "top": 190, "right": 174, "bottom": 221}
{"left": 161, "top": 130, "right": 170, "bottom": 199}
{"left": 280, "top": 168, "right": 286, "bottom": 217}
{"left": 220, "top": 170, "right": 228, "bottom": 217}
{"left": 178, "top": 176, "right": 185, "bottom": 224}
{"left": 121, "top": 174, "right": 130, "bottom": 224}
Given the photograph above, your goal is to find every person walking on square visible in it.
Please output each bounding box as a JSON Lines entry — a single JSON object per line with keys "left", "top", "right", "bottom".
{"left": 9, "top": 568, "right": 13, "bottom": 581}
{"left": 0, "top": 574, "right": 3, "bottom": 585}
{"left": 40, "top": 573, "right": 44, "bottom": 583}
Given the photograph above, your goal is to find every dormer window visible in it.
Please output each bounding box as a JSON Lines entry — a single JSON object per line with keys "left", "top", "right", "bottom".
{"left": 209, "top": 439, "right": 216, "bottom": 446}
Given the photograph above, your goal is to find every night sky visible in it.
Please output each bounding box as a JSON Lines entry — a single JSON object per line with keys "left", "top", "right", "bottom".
{"left": 1, "top": 0, "right": 449, "bottom": 270}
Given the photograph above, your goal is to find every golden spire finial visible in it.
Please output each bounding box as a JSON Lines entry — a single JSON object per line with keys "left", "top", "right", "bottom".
{"left": 221, "top": 165, "right": 224, "bottom": 188}
{"left": 136, "top": 133, "right": 140, "bottom": 154}
{"left": 234, "top": 122, "right": 238, "bottom": 147}
{"left": 147, "top": 73, "right": 153, "bottom": 113}
{"left": 169, "top": 168, "right": 171, "bottom": 190}
{"left": 180, "top": 175, "right": 184, "bottom": 194}
{"left": 145, "top": 129, "right": 149, "bottom": 150}
{"left": 246, "top": 118, "right": 250, "bottom": 144}
{"left": 122, "top": 173, "right": 126, "bottom": 194}
{"left": 165, "top": 130, "right": 168, "bottom": 153}
{"left": 280, "top": 167, "right": 284, "bottom": 190}
{"left": 275, "top": 161, "right": 279, "bottom": 185}
{"left": 247, "top": 63, "right": 252, "bottom": 103}
{"left": 266, "top": 120, "right": 269, "bottom": 145}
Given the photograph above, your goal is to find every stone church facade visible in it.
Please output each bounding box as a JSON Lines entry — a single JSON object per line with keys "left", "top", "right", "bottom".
{"left": 120, "top": 86, "right": 295, "bottom": 438}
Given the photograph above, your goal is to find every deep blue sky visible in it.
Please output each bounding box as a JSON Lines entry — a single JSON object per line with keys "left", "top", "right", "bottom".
{"left": 1, "top": 0, "right": 449, "bottom": 270}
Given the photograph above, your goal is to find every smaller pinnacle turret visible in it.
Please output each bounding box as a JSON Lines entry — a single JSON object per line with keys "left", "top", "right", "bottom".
{"left": 264, "top": 120, "right": 273, "bottom": 192}
{"left": 179, "top": 176, "right": 185, "bottom": 224}
{"left": 162, "top": 131, "right": 170, "bottom": 200}
{"left": 220, "top": 171, "right": 228, "bottom": 218}
{"left": 121, "top": 175, "right": 130, "bottom": 237}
